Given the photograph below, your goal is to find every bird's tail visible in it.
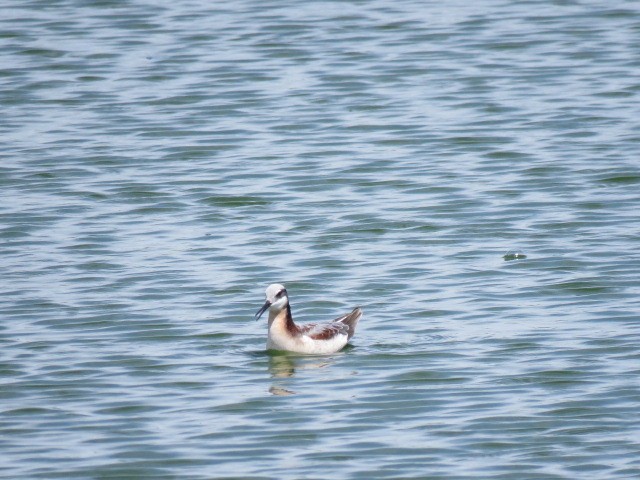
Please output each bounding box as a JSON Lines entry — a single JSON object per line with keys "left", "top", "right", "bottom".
{"left": 337, "top": 307, "right": 362, "bottom": 340}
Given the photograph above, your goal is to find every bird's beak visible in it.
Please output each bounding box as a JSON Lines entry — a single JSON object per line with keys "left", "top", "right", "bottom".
{"left": 255, "top": 300, "right": 271, "bottom": 320}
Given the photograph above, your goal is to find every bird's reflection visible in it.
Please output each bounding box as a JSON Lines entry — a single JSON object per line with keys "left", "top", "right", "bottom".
{"left": 267, "top": 352, "right": 337, "bottom": 395}
{"left": 268, "top": 353, "right": 296, "bottom": 378}
{"left": 268, "top": 385, "right": 296, "bottom": 396}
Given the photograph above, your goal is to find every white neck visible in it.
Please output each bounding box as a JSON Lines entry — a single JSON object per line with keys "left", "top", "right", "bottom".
{"left": 268, "top": 307, "right": 288, "bottom": 329}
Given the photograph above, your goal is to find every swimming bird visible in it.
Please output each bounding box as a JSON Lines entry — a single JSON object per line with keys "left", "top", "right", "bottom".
{"left": 255, "top": 283, "right": 362, "bottom": 355}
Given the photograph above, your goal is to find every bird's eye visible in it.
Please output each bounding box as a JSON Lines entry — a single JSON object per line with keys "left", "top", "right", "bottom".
{"left": 275, "top": 289, "right": 286, "bottom": 298}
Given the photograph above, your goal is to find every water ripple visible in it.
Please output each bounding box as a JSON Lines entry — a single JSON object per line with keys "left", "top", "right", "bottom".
{"left": 2, "top": 0, "right": 640, "bottom": 478}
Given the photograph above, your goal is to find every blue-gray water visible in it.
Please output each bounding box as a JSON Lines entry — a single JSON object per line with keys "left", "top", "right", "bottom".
{"left": 2, "top": 1, "right": 640, "bottom": 478}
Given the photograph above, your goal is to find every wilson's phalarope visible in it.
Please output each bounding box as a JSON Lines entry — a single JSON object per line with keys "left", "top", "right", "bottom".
{"left": 255, "top": 284, "right": 362, "bottom": 355}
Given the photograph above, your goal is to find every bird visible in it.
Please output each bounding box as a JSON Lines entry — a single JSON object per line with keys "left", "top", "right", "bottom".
{"left": 255, "top": 283, "right": 362, "bottom": 354}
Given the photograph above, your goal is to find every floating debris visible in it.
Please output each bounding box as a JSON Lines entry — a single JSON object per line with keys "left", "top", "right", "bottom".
{"left": 503, "top": 250, "right": 527, "bottom": 261}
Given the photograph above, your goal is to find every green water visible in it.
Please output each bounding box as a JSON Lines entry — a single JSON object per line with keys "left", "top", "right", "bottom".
{"left": 2, "top": 0, "right": 640, "bottom": 478}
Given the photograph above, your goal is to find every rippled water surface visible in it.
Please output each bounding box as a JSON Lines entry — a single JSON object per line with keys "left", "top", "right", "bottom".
{"left": 2, "top": 0, "right": 640, "bottom": 478}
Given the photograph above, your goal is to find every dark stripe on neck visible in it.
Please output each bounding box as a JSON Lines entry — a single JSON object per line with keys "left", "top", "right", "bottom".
{"left": 285, "top": 304, "right": 299, "bottom": 336}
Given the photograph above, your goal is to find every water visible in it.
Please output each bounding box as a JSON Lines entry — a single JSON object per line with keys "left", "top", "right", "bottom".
{"left": 2, "top": 0, "right": 640, "bottom": 478}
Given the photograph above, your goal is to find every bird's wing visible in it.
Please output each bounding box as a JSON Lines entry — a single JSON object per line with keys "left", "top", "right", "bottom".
{"left": 299, "top": 322, "right": 349, "bottom": 340}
